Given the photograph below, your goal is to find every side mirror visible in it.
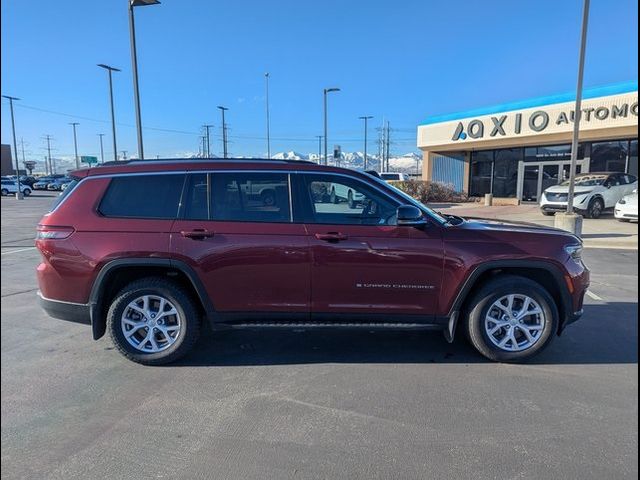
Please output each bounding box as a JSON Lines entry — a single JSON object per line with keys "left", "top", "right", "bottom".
{"left": 397, "top": 205, "right": 427, "bottom": 227}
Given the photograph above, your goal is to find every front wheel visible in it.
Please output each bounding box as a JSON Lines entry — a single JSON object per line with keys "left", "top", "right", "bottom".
{"left": 587, "top": 197, "right": 604, "bottom": 219}
{"left": 1, "top": 189, "right": 8, "bottom": 196}
{"left": 464, "top": 275, "right": 558, "bottom": 362}
{"left": 107, "top": 277, "right": 200, "bottom": 365}
{"left": 22, "top": 188, "right": 31, "bottom": 197}
{"left": 541, "top": 210, "right": 555, "bottom": 217}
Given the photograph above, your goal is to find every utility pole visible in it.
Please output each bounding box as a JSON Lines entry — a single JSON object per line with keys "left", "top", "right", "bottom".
{"left": 323, "top": 87, "right": 340, "bottom": 166}
{"left": 315, "top": 135, "right": 323, "bottom": 164}
{"left": 201, "top": 136, "right": 207, "bottom": 158}
{"left": 217, "top": 106, "right": 229, "bottom": 158}
{"left": 1, "top": 95, "right": 23, "bottom": 199}
{"left": 121, "top": 150, "right": 128, "bottom": 160}
{"left": 203, "top": 124, "right": 213, "bottom": 158}
{"left": 385, "top": 121, "right": 391, "bottom": 172}
{"left": 97, "top": 64, "right": 121, "bottom": 162}
{"left": 69, "top": 122, "right": 80, "bottom": 169}
{"left": 98, "top": 134, "right": 105, "bottom": 163}
{"left": 44, "top": 135, "right": 54, "bottom": 175}
{"left": 20, "top": 138, "right": 27, "bottom": 166}
{"left": 265, "top": 72, "right": 271, "bottom": 159}
{"left": 359, "top": 116, "right": 373, "bottom": 170}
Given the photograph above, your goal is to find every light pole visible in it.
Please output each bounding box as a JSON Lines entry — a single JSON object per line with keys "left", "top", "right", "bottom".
{"left": 97, "top": 64, "right": 121, "bottom": 162}
{"left": 323, "top": 87, "right": 340, "bottom": 165}
{"left": 69, "top": 122, "right": 80, "bottom": 169}
{"left": 265, "top": 72, "right": 271, "bottom": 158}
{"left": 128, "top": 0, "right": 160, "bottom": 160}
{"left": 217, "top": 106, "right": 229, "bottom": 158}
{"left": 359, "top": 116, "right": 373, "bottom": 170}
{"left": 2, "top": 95, "right": 23, "bottom": 199}
{"left": 98, "top": 133, "right": 105, "bottom": 163}
{"left": 565, "top": 0, "right": 590, "bottom": 221}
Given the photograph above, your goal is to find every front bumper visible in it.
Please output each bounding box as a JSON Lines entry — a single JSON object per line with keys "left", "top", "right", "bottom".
{"left": 540, "top": 194, "right": 591, "bottom": 213}
{"left": 614, "top": 205, "right": 638, "bottom": 220}
{"left": 38, "top": 291, "right": 91, "bottom": 325}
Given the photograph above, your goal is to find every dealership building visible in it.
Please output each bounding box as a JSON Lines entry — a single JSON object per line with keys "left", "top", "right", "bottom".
{"left": 418, "top": 81, "right": 638, "bottom": 202}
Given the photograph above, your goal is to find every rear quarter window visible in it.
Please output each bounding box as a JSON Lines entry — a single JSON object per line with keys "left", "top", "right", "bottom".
{"left": 98, "top": 174, "right": 185, "bottom": 219}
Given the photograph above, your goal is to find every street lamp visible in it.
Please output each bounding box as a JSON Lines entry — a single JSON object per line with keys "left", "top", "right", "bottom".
{"left": 323, "top": 87, "right": 340, "bottom": 166}
{"left": 265, "top": 72, "right": 271, "bottom": 159}
{"left": 97, "top": 64, "right": 121, "bottom": 162}
{"left": 558, "top": 0, "right": 590, "bottom": 236}
{"left": 69, "top": 122, "right": 80, "bottom": 169}
{"left": 359, "top": 116, "right": 374, "bottom": 170}
{"left": 217, "top": 106, "right": 229, "bottom": 158}
{"left": 128, "top": 0, "right": 160, "bottom": 160}
{"left": 1, "top": 94, "right": 23, "bottom": 199}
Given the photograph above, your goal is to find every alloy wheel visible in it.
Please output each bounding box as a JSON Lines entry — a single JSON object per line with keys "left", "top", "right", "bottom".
{"left": 484, "top": 294, "right": 545, "bottom": 352}
{"left": 121, "top": 294, "right": 182, "bottom": 353}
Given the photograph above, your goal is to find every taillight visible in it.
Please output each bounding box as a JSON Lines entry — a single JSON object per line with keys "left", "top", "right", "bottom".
{"left": 36, "top": 225, "right": 75, "bottom": 240}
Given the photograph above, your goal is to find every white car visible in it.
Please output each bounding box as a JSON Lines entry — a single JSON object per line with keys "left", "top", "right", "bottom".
{"left": 380, "top": 172, "right": 409, "bottom": 182}
{"left": 615, "top": 189, "right": 638, "bottom": 222}
{"left": 540, "top": 172, "right": 638, "bottom": 219}
{"left": 1, "top": 179, "right": 32, "bottom": 197}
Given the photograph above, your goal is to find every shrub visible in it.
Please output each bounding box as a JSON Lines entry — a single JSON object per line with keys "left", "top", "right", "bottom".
{"left": 393, "top": 180, "right": 468, "bottom": 203}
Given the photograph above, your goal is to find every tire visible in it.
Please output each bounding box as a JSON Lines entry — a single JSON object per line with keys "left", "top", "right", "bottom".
{"left": 587, "top": 197, "right": 604, "bottom": 219}
{"left": 348, "top": 190, "right": 356, "bottom": 209}
{"left": 617, "top": 218, "right": 630, "bottom": 223}
{"left": 107, "top": 277, "right": 201, "bottom": 365}
{"left": 541, "top": 210, "right": 555, "bottom": 217}
{"left": 464, "top": 275, "right": 558, "bottom": 362}
{"left": 23, "top": 188, "right": 31, "bottom": 197}
{"left": 1, "top": 189, "right": 8, "bottom": 196}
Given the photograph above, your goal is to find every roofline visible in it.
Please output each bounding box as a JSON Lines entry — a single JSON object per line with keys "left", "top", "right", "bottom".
{"left": 97, "top": 157, "right": 316, "bottom": 166}
{"left": 421, "top": 80, "right": 639, "bottom": 126}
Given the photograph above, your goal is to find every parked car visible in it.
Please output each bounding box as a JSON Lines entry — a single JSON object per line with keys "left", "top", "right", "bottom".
{"left": 615, "top": 189, "right": 638, "bottom": 222}
{"left": 540, "top": 172, "right": 638, "bottom": 218}
{"left": 47, "top": 177, "right": 73, "bottom": 191}
{"left": 37, "top": 158, "right": 589, "bottom": 365}
{"left": 33, "top": 175, "right": 62, "bottom": 190}
{"left": 19, "top": 175, "right": 37, "bottom": 187}
{"left": 1, "top": 178, "right": 32, "bottom": 196}
{"left": 380, "top": 172, "right": 410, "bottom": 182}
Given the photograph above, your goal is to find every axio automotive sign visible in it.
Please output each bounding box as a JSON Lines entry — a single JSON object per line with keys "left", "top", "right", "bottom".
{"left": 451, "top": 101, "right": 638, "bottom": 141}
{"left": 417, "top": 91, "right": 639, "bottom": 150}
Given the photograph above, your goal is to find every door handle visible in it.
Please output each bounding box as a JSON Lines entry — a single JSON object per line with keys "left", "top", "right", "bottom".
{"left": 180, "top": 229, "right": 215, "bottom": 240}
{"left": 315, "top": 232, "right": 349, "bottom": 242}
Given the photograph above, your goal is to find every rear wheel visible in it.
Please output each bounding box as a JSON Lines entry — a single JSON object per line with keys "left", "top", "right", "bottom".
{"left": 1, "top": 189, "right": 8, "bottom": 196}
{"left": 587, "top": 197, "right": 604, "bottom": 219}
{"left": 107, "top": 277, "right": 200, "bottom": 365}
{"left": 22, "top": 188, "right": 31, "bottom": 197}
{"left": 464, "top": 275, "right": 558, "bottom": 362}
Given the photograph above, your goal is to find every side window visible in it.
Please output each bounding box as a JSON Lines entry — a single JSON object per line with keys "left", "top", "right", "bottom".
{"left": 303, "top": 174, "right": 398, "bottom": 225}
{"left": 210, "top": 172, "right": 291, "bottom": 223}
{"left": 183, "top": 173, "right": 209, "bottom": 220}
{"left": 99, "top": 174, "right": 185, "bottom": 219}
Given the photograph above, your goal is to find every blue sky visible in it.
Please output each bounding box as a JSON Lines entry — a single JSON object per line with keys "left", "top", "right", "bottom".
{"left": 1, "top": 0, "right": 638, "bottom": 161}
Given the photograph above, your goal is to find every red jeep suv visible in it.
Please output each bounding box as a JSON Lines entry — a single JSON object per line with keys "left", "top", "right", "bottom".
{"left": 36, "top": 159, "right": 589, "bottom": 365}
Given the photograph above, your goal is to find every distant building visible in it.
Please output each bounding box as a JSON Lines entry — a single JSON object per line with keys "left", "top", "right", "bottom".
{"left": 1, "top": 144, "right": 14, "bottom": 176}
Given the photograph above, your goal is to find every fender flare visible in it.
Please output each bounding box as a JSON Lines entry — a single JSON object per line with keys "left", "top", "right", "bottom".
{"left": 89, "top": 258, "right": 214, "bottom": 340}
{"left": 447, "top": 259, "right": 574, "bottom": 334}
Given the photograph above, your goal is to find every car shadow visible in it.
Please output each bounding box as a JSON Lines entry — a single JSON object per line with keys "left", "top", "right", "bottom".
{"left": 171, "top": 302, "right": 638, "bottom": 367}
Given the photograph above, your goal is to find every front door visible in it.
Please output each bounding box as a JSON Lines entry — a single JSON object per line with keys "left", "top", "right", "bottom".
{"left": 297, "top": 173, "right": 444, "bottom": 320}
{"left": 518, "top": 161, "right": 586, "bottom": 202}
{"left": 171, "top": 171, "right": 310, "bottom": 315}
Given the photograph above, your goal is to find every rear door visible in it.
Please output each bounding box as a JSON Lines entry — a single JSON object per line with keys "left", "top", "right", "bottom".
{"left": 296, "top": 172, "right": 444, "bottom": 320}
{"left": 171, "top": 171, "right": 310, "bottom": 316}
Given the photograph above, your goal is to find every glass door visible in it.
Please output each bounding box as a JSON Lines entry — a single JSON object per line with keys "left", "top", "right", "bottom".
{"left": 522, "top": 165, "right": 540, "bottom": 202}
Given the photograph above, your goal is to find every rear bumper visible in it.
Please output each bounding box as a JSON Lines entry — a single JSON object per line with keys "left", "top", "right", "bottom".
{"left": 38, "top": 291, "right": 91, "bottom": 325}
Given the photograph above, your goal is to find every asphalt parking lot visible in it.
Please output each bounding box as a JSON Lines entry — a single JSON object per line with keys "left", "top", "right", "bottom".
{"left": 1, "top": 193, "right": 638, "bottom": 480}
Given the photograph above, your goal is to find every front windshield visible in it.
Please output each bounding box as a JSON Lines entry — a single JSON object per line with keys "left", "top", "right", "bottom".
{"left": 560, "top": 174, "right": 607, "bottom": 187}
{"left": 368, "top": 176, "right": 448, "bottom": 225}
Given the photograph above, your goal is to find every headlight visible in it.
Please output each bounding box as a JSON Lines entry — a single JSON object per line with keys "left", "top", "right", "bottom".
{"left": 618, "top": 198, "right": 627, "bottom": 205}
{"left": 574, "top": 191, "right": 591, "bottom": 197}
{"left": 564, "top": 244, "right": 583, "bottom": 262}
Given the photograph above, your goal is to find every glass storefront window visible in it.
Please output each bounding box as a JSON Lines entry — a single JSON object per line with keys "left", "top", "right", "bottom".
{"left": 590, "top": 141, "right": 628, "bottom": 172}
{"left": 628, "top": 140, "right": 638, "bottom": 177}
{"left": 470, "top": 151, "right": 493, "bottom": 197}
{"left": 493, "top": 149, "right": 521, "bottom": 198}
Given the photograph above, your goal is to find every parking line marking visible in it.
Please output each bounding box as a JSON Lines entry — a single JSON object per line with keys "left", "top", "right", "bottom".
{"left": 586, "top": 290, "right": 604, "bottom": 302}
{"left": 0, "top": 247, "right": 36, "bottom": 256}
